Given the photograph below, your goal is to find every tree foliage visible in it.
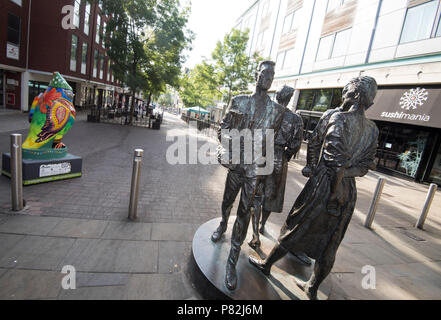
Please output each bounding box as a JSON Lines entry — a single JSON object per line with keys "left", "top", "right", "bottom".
{"left": 178, "top": 28, "right": 262, "bottom": 110}
{"left": 101, "top": 0, "right": 193, "bottom": 123}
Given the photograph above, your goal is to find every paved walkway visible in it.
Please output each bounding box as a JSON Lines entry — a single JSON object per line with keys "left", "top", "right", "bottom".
{"left": 0, "top": 111, "right": 440, "bottom": 300}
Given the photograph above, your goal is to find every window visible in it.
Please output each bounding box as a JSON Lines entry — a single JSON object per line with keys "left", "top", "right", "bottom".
{"left": 99, "top": 55, "right": 104, "bottom": 79}
{"left": 106, "top": 62, "right": 110, "bottom": 81}
{"left": 316, "top": 28, "right": 351, "bottom": 61}
{"left": 316, "top": 34, "right": 334, "bottom": 61}
{"left": 327, "top": 0, "right": 346, "bottom": 13}
{"left": 284, "top": 48, "right": 295, "bottom": 69}
{"left": 7, "top": 13, "right": 21, "bottom": 45}
{"left": 331, "top": 28, "right": 351, "bottom": 58}
{"left": 276, "top": 51, "right": 286, "bottom": 70}
{"left": 437, "top": 19, "right": 441, "bottom": 37}
{"left": 84, "top": 1, "right": 91, "bottom": 35}
{"left": 70, "top": 35, "right": 78, "bottom": 71}
{"left": 297, "top": 88, "right": 343, "bottom": 112}
{"left": 103, "top": 21, "right": 107, "bottom": 42}
{"left": 74, "top": 0, "right": 81, "bottom": 29}
{"left": 400, "top": 0, "right": 440, "bottom": 44}
{"left": 282, "top": 8, "right": 302, "bottom": 34}
{"left": 96, "top": 15, "right": 101, "bottom": 44}
{"left": 11, "top": 0, "right": 22, "bottom": 6}
{"left": 93, "top": 49, "right": 98, "bottom": 77}
{"left": 81, "top": 42, "right": 88, "bottom": 74}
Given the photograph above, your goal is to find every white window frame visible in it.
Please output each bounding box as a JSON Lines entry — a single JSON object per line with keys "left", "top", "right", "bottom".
{"left": 399, "top": 0, "right": 441, "bottom": 44}
{"left": 315, "top": 28, "right": 352, "bottom": 61}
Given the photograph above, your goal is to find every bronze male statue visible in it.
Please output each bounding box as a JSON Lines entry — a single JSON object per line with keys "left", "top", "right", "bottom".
{"left": 248, "top": 86, "right": 303, "bottom": 250}
{"left": 249, "top": 76, "right": 379, "bottom": 300}
{"left": 213, "top": 61, "right": 285, "bottom": 291}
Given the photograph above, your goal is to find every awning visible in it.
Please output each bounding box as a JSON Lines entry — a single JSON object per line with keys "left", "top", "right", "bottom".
{"left": 366, "top": 87, "right": 441, "bottom": 129}
{"left": 182, "top": 106, "right": 210, "bottom": 114}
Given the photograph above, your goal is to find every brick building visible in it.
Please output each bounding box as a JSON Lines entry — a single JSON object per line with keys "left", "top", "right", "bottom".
{"left": 0, "top": 0, "right": 138, "bottom": 112}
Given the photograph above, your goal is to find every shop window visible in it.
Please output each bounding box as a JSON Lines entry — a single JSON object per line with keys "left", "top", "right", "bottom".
{"left": 70, "top": 35, "right": 78, "bottom": 72}
{"left": 375, "top": 124, "right": 429, "bottom": 178}
{"left": 81, "top": 42, "right": 88, "bottom": 74}
{"left": 297, "top": 88, "right": 343, "bottom": 112}
{"left": 7, "top": 13, "right": 21, "bottom": 45}
{"left": 400, "top": 0, "right": 440, "bottom": 44}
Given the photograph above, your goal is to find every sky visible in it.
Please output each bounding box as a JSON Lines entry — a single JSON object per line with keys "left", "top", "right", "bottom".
{"left": 184, "top": 0, "right": 256, "bottom": 68}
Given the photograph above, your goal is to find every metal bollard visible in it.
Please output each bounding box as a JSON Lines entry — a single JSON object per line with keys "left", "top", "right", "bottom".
{"left": 10, "top": 134, "right": 24, "bottom": 211}
{"left": 128, "top": 149, "right": 144, "bottom": 220}
{"left": 365, "top": 178, "right": 386, "bottom": 229}
{"left": 416, "top": 183, "right": 438, "bottom": 230}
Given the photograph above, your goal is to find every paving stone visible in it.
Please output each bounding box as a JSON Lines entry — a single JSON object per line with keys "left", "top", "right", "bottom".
{"left": 0, "top": 215, "right": 60, "bottom": 236}
{"left": 151, "top": 223, "right": 198, "bottom": 242}
{"left": 158, "top": 241, "right": 191, "bottom": 274}
{"left": 0, "top": 269, "right": 63, "bottom": 300}
{"left": 101, "top": 221, "right": 151, "bottom": 241}
{"left": 60, "top": 239, "right": 158, "bottom": 273}
{"left": 58, "top": 286, "right": 126, "bottom": 300}
{"left": 0, "top": 235, "right": 76, "bottom": 270}
{"left": 48, "top": 218, "right": 108, "bottom": 238}
{"left": 76, "top": 273, "right": 130, "bottom": 288}
{"left": 0, "top": 233, "right": 25, "bottom": 257}
{"left": 125, "top": 273, "right": 191, "bottom": 300}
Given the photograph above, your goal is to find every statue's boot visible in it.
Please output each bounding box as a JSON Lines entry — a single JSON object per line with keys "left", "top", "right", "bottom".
{"left": 225, "top": 246, "right": 240, "bottom": 291}
{"left": 211, "top": 221, "right": 227, "bottom": 243}
{"left": 249, "top": 245, "right": 287, "bottom": 276}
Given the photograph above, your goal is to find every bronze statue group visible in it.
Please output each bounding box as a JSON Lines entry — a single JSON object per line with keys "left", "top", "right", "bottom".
{"left": 212, "top": 60, "right": 379, "bottom": 300}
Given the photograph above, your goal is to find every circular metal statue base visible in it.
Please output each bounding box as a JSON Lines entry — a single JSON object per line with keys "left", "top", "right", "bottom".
{"left": 192, "top": 217, "right": 331, "bottom": 300}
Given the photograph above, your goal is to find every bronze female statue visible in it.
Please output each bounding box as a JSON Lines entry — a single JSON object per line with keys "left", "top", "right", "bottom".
{"left": 249, "top": 76, "right": 379, "bottom": 300}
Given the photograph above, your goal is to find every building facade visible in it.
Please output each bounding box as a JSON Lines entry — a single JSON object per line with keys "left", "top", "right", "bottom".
{"left": 0, "top": 0, "right": 140, "bottom": 113}
{"left": 235, "top": 0, "right": 441, "bottom": 186}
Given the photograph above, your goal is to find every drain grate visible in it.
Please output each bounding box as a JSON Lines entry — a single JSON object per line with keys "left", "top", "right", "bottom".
{"left": 402, "top": 231, "right": 426, "bottom": 242}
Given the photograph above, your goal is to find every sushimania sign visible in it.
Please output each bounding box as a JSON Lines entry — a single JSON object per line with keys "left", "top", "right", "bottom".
{"left": 367, "top": 87, "right": 441, "bottom": 129}
{"left": 381, "top": 88, "right": 430, "bottom": 123}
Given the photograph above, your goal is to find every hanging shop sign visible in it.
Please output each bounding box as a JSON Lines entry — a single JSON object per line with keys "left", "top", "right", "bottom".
{"left": 6, "top": 43, "right": 19, "bottom": 60}
{"left": 366, "top": 87, "right": 441, "bottom": 129}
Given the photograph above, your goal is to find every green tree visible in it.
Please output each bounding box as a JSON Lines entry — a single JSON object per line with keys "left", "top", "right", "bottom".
{"left": 102, "top": 0, "right": 192, "bottom": 124}
{"left": 212, "top": 29, "right": 263, "bottom": 110}
{"left": 179, "top": 61, "right": 222, "bottom": 108}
